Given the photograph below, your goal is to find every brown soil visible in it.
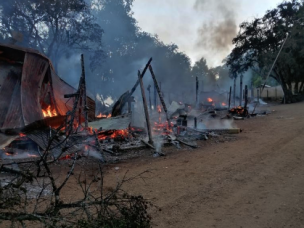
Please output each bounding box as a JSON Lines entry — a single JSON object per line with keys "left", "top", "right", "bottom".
{"left": 60, "top": 101, "right": 304, "bottom": 227}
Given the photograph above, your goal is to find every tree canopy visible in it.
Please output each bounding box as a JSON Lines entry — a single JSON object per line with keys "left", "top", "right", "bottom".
{"left": 226, "top": 0, "right": 304, "bottom": 102}
{"left": 0, "top": 0, "right": 103, "bottom": 70}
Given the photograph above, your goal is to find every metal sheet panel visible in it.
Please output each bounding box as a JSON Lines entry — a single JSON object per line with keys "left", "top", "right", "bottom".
{"left": 87, "top": 96, "right": 96, "bottom": 121}
{"left": 27, "top": 129, "right": 84, "bottom": 157}
{"left": 21, "top": 53, "right": 49, "bottom": 125}
{"left": 0, "top": 133, "right": 19, "bottom": 149}
{"left": 51, "top": 71, "right": 96, "bottom": 122}
{"left": 51, "top": 71, "right": 75, "bottom": 116}
{"left": 88, "top": 114, "right": 131, "bottom": 130}
{"left": 0, "top": 64, "right": 23, "bottom": 128}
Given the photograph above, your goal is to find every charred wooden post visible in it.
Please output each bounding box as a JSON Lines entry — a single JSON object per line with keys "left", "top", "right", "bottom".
{"left": 79, "top": 95, "right": 82, "bottom": 126}
{"left": 239, "top": 74, "right": 243, "bottom": 106}
{"left": 130, "top": 58, "right": 152, "bottom": 96}
{"left": 196, "top": 76, "right": 199, "bottom": 108}
{"left": 154, "top": 84, "right": 157, "bottom": 110}
{"left": 147, "top": 84, "right": 152, "bottom": 110}
{"left": 228, "top": 86, "right": 232, "bottom": 110}
{"left": 194, "top": 117, "right": 197, "bottom": 129}
{"left": 81, "top": 54, "right": 88, "bottom": 129}
{"left": 64, "top": 93, "right": 79, "bottom": 98}
{"left": 64, "top": 54, "right": 88, "bottom": 133}
{"left": 257, "top": 88, "right": 260, "bottom": 103}
{"left": 149, "top": 65, "right": 171, "bottom": 128}
{"left": 138, "top": 70, "right": 153, "bottom": 144}
{"left": 243, "top": 85, "right": 248, "bottom": 116}
{"left": 111, "top": 58, "right": 152, "bottom": 117}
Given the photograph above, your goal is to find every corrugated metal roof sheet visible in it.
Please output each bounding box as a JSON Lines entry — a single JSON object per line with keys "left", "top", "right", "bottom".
{"left": 0, "top": 133, "right": 19, "bottom": 149}
{"left": 27, "top": 129, "right": 84, "bottom": 158}
{"left": 0, "top": 43, "right": 96, "bottom": 130}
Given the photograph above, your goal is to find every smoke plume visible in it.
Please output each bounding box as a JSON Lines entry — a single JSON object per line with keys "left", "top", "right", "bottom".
{"left": 194, "top": 0, "right": 238, "bottom": 56}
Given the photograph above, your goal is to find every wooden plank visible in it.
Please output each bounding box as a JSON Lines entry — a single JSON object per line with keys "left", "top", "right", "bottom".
{"left": 21, "top": 53, "right": 49, "bottom": 125}
{"left": 138, "top": 70, "right": 153, "bottom": 144}
{"left": 149, "top": 65, "right": 171, "bottom": 127}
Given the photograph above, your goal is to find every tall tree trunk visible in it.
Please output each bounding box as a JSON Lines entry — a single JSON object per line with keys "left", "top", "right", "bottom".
{"left": 294, "top": 82, "right": 299, "bottom": 94}
{"left": 280, "top": 78, "right": 293, "bottom": 103}
{"left": 299, "top": 80, "right": 304, "bottom": 93}
{"left": 287, "top": 81, "right": 292, "bottom": 92}
{"left": 274, "top": 68, "right": 293, "bottom": 103}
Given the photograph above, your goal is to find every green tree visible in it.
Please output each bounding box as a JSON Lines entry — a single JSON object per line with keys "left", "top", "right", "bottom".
{"left": 192, "top": 57, "right": 216, "bottom": 90}
{"left": 226, "top": 0, "right": 304, "bottom": 102}
{"left": 0, "top": 0, "right": 103, "bottom": 69}
{"left": 89, "top": 0, "right": 192, "bottom": 99}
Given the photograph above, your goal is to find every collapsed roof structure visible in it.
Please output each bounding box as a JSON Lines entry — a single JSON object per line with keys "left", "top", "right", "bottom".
{"left": 0, "top": 43, "right": 95, "bottom": 132}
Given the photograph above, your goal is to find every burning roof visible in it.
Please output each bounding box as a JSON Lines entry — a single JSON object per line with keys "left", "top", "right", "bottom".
{"left": 0, "top": 43, "right": 95, "bottom": 132}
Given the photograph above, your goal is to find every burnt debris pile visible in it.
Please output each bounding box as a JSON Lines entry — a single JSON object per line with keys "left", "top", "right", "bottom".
{"left": 0, "top": 45, "right": 243, "bottom": 163}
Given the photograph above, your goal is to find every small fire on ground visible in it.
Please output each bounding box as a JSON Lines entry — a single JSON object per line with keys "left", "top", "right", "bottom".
{"left": 96, "top": 113, "right": 112, "bottom": 118}
{"left": 42, "top": 105, "right": 58, "bottom": 118}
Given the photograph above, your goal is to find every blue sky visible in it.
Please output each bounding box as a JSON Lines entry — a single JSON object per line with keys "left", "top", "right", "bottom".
{"left": 132, "top": 0, "right": 284, "bottom": 67}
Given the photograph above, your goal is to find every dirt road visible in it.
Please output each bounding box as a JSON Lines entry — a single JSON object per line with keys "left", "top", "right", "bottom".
{"left": 103, "top": 102, "right": 304, "bottom": 228}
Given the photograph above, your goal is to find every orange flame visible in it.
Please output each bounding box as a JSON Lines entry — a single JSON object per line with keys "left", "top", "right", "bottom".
{"left": 27, "top": 154, "right": 38, "bottom": 158}
{"left": 96, "top": 113, "right": 112, "bottom": 118}
{"left": 222, "top": 102, "right": 227, "bottom": 106}
{"left": 153, "top": 121, "right": 173, "bottom": 135}
{"left": 97, "top": 129, "right": 129, "bottom": 141}
{"left": 157, "top": 105, "right": 162, "bottom": 113}
{"left": 42, "top": 105, "right": 57, "bottom": 118}
{"left": 207, "top": 98, "right": 213, "bottom": 102}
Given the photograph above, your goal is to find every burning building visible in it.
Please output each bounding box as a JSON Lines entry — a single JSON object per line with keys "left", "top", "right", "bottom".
{"left": 0, "top": 43, "right": 95, "bottom": 132}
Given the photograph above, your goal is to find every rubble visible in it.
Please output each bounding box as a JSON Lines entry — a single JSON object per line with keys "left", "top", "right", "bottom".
{"left": 0, "top": 44, "right": 244, "bottom": 164}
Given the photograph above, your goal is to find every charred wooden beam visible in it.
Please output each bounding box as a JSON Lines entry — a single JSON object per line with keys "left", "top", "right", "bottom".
{"left": 65, "top": 55, "right": 87, "bottom": 134}
{"left": 81, "top": 54, "right": 88, "bottom": 128}
{"left": 64, "top": 93, "right": 79, "bottom": 98}
{"left": 141, "top": 139, "right": 155, "bottom": 150}
{"left": 130, "top": 58, "right": 153, "bottom": 96}
{"left": 147, "top": 84, "right": 152, "bottom": 111}
{"left": 138, "top": 70, "right": 153, "bottom": 144}
{"left": 148, "top": 65, "right": 171, "bottom": 128}
{"left": 111, "top": 91, "right": 131, "bottom": 117}
{"left": 196, "top": 76, "right": 199, "bottom": 108}
{"left": 111, "top": 58, "right": 152, "bottom": 117}
{"left": 154, "top": 84, "right": 157, "bottom": 109}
